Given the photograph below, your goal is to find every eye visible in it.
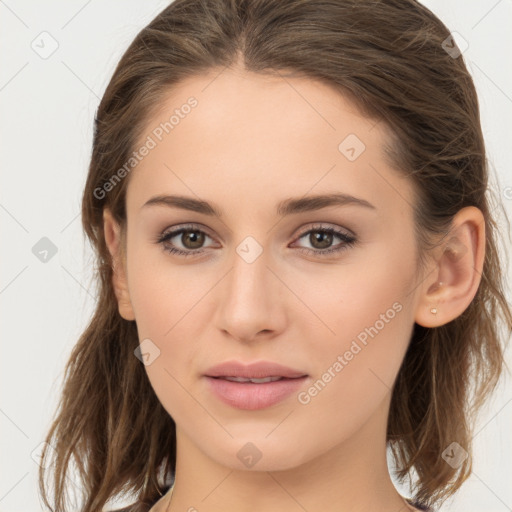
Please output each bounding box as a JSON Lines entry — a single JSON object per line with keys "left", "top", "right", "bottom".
{"left": 291, "top": 223, "right": 357, "bottom": 257}
{"left": 155, "top": 223, "right": 357, "bottom": 258}
{"left": 156, "top": 224, "right": 217, "bottom": 257}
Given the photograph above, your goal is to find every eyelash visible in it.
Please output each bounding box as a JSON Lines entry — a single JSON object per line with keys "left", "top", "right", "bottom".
{"left": 155, "top": 223, "right": 357, "bottom": 258}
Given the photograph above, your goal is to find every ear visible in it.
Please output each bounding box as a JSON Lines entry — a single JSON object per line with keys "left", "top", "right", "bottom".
{"left": 103, "top": 208, "right": 135, "bottom": 321}
{"left": 414, "top": 206, "right": 486, "bottom": 328}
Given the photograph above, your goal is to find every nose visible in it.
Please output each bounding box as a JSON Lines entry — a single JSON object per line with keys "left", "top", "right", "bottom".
{"left": 214, "top": 242, "right": 287, "bottom": 343}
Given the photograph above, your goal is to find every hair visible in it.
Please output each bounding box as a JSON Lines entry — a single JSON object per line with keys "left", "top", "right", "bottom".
{"left": 39, "top": 0, "right": 512, "bottom": 511}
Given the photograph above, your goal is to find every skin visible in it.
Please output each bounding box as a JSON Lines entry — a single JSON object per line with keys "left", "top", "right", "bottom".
{"left": 103, "top": 65, "right": 485, "bottom": 512}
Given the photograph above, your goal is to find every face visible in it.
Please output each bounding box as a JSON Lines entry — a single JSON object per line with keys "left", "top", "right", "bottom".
{"left": 105, "top": 66, "right": 429, "bottom": 472}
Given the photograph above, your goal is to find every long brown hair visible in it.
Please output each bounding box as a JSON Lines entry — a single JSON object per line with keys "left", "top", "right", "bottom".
{"left": 38, "top": 1, "right": 512, "bottom": 511}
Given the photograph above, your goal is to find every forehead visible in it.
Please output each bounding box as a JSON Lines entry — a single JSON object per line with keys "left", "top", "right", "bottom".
{"left": 140, "top": 66, "right": 381, "bottom": 148}
{"left": 126, "top": 67, "right": 412, "bottom": 219}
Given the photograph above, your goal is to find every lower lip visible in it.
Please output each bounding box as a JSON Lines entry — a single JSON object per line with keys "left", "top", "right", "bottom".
{"left": 204, "top": 376, "right": 308, "bottom": 410}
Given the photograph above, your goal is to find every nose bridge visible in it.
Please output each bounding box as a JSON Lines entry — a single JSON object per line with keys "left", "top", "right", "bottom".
{"left": 228, "top": 236, "right": 274, "bottom": 306}
{"left": 215, "top": 234, "right": 285, "bottom": 340}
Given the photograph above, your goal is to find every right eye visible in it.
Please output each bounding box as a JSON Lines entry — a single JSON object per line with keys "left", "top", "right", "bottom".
{"left": 156, "top": 224, "right": 217, "bottom": 257}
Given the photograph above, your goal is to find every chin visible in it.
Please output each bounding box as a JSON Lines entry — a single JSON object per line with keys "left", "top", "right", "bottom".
{"left": 205, "top": 435, "right": 314, "bottom": 472}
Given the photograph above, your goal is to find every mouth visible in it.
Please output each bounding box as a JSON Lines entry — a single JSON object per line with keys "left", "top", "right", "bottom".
{"left": 203, "top": 360, "right": 309, "bottom": 409}
{"left": 209, "top": 375, "right": 306, "bottom": 383}
{"left": 204, "top": 360, "right": 308, "bottom": 380}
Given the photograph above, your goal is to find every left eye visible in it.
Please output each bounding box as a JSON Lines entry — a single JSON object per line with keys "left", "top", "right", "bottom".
{"left": 156, "top": 223, "right": 357, "bottom": 258}
{"left": 292, "top": 225, "right": 357, "bottom": 256}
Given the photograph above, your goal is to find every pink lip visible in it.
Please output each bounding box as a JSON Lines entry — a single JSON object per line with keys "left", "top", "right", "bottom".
{"left": 204, "top": 375, "right": 309, "bottom": 410}
{"left": 203, "top": 360, "right": 309, "bottom": 410}
{"left": 204, "top": 360, "right": 308, "bottom": 379}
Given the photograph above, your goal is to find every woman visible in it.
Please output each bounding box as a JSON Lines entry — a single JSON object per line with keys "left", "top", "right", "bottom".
{"left": 38, "top": 1, "right": 512, "bottom": 511}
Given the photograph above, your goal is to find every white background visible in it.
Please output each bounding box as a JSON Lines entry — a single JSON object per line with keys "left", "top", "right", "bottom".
{"left": 1, "top": 1, "right": 511, "bottom": 511}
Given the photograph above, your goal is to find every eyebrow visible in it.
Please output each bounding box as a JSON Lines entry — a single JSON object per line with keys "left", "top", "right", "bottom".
{"left": 141, "top": 193, "right": 376, "bottom": 217}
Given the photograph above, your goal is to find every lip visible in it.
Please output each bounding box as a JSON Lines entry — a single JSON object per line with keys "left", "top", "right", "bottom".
{"left": 204, "top": 375, "right": 309, "bottom": 410}
{"left": 204, "top": 360, "right": 308, "bottom": 379}
{"left": 203, "top": 360, "right": 309, "bottom": 410}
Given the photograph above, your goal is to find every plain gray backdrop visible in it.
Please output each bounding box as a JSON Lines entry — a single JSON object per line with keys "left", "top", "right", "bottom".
{"left": 1, "top": 1, "right": 511, "bottom": 511}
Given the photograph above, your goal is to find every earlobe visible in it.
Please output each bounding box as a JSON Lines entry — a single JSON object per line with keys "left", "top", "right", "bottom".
{"left": 414, "top": 206, "right": 486, "bottom": 328}
{"left": 103, "top": 209, "right": 136, "bottom": 321}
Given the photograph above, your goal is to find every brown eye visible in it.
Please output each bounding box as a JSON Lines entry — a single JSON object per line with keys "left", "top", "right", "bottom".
{"left": 157, "top": 224, "right": 215, "bottom": 257}
{"left": 292, "top": 225, "right": 357, "bottom": 257}
{"left": 180, "top": 230, "right": 205, "bottom": 249}
{"left": 156, "top": 223, "right": 357, "bottom": 259}
{"left": 308, "top": 230, "right": 334, "bottom": 249}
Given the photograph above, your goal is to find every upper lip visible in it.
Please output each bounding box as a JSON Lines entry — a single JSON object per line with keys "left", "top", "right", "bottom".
{"left": 204, "top": 360, "right": 308, "bottom": 379}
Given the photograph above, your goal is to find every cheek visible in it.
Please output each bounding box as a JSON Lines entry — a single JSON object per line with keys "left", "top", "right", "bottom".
{"left": 303, "top": 245, "right": 414, "bottom": 352}
{"left": 292, "top": 282, "right": 414, "bottom": 447}
{"left": 126, "top": 253, "right": 205, "bottom": 416}
{"left": 126, "top": 236, "right": 203, "bottom": 337}
{"left": 125, "top": 242, "right": 206, "bottom": 391}
{"left": 296, "top": 244, "right": 416, "bottom": 404}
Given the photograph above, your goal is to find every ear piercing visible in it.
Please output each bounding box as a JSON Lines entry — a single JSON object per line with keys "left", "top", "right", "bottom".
{"left": 430, "top": 281, "right": 443, "bottom": 315}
